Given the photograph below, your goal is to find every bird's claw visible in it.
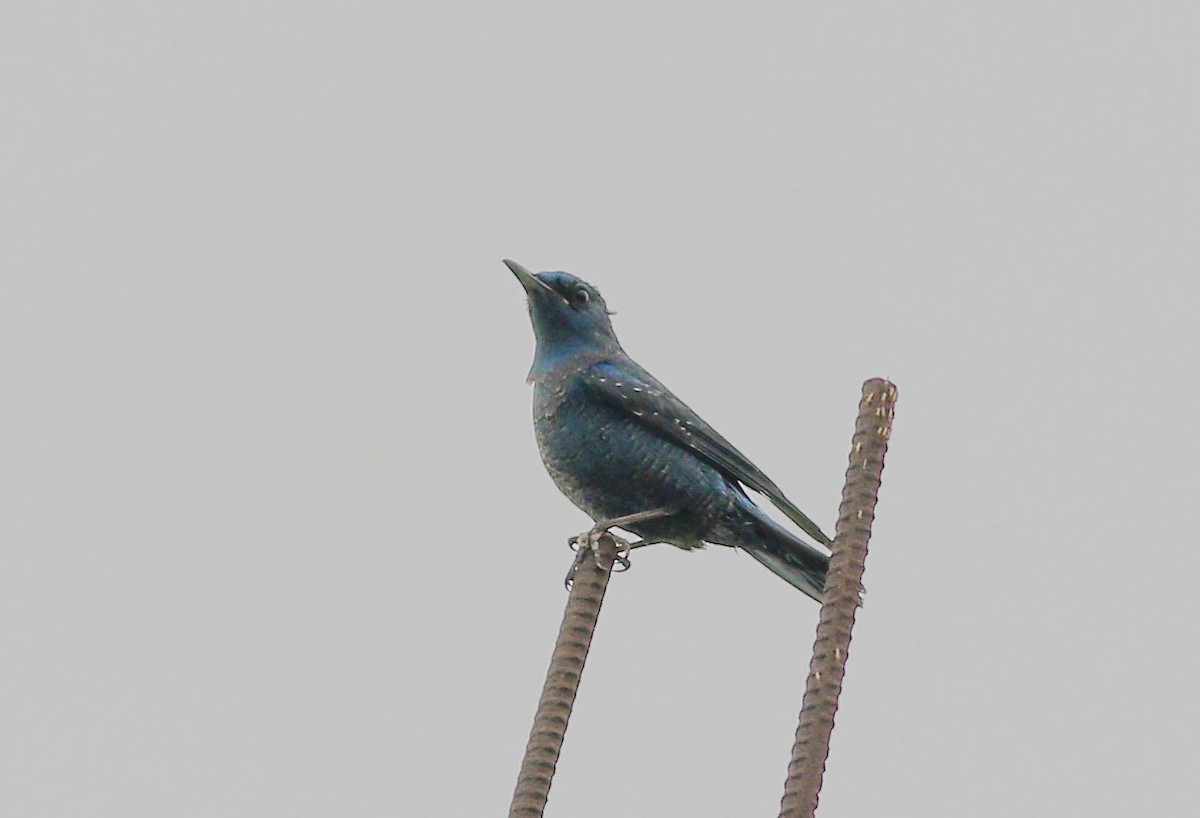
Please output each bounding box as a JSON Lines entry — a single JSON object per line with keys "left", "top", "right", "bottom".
{"left": 611, "top": 535, "right": 632, "bottom": 572}
{"left": 611, "top": 552, "right": 631, "bottom": 572}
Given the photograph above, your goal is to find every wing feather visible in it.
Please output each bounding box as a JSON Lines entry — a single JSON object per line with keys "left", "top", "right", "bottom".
{"left": 584, "top": 361, "right": 831, "bottom": 545}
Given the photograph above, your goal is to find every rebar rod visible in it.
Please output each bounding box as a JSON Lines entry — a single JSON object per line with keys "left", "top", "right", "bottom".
{"left": 508, "top": 535, "right": 619, "bottom": 818}
{"left": 778, "top": 378, "right": 898, "bottom": 818}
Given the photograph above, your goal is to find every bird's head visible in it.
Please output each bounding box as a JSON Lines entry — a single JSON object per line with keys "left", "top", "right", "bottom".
{"left": 505, "top": 259, "right": 622, "bottom": 380}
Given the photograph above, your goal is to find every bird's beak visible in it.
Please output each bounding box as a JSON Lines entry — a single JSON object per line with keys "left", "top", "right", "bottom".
{"left": 504, "top": 259, "right": 562, "bottom": 301}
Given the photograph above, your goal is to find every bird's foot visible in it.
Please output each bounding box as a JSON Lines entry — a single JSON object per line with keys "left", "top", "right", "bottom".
{"left": 564, "top": 528, "right": 633, "bottom": 589}
{"left": 562, "top": 507, "right": 678, "bottom": 589}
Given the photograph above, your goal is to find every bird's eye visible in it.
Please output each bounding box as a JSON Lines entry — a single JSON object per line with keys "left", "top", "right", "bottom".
{"left": 572, "top": 288, "right": 590, "bottom": 306}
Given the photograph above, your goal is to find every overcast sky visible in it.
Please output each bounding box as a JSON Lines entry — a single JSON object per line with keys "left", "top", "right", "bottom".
{"left": 5, "top": 3, "right": 1198, "bottom": 816}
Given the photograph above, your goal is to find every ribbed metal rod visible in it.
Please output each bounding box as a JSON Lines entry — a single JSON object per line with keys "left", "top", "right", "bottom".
{"left": 508, "top": 535, "right": 619, "bottom": 818}
{"left": 778, "top": 378, "right": 898, "bottom": 818}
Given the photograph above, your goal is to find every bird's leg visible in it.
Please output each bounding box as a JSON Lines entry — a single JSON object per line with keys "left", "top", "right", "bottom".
{"left": 595, "top": 507, "right": 679, "bottom": 532}
{"left": 592, "top": 506, "right": 679, "bottom": 564}
{"left": 564, "top": 506, "right": 679, "bottom": 587}
{"left": 564, "top": 506, "right": 677, "bottom": 550}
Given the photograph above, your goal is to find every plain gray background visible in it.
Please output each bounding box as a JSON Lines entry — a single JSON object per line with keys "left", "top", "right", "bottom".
{"left": 5, "top": 3, "right": 1198, "bottom": 816}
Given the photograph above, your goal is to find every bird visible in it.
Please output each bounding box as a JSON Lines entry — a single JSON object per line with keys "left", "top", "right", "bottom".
{"left": 506, "top": 259, "right": 831, "bottom": 602}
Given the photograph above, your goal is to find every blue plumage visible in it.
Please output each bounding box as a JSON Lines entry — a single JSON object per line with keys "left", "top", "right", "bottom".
{"left": 507, "top": 260, "right": 830, "bottom": 601}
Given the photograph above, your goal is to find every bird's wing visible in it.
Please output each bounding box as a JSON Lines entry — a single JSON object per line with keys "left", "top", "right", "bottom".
{"left": 584, "top": 361, "right": 832, "bottom": 545}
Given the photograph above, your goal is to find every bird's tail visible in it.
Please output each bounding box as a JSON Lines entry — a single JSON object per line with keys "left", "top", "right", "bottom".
{"left": 738, "top": 513, "right": 830, "bottom": 603}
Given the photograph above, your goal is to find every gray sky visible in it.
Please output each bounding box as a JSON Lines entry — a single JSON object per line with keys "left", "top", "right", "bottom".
{"left": 5, "top": 3, "right": 1198, "bottom": 816}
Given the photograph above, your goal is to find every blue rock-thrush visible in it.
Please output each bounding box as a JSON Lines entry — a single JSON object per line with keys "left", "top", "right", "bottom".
{"left": 506, "top": 260, "right": 830, "bottom": 601}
